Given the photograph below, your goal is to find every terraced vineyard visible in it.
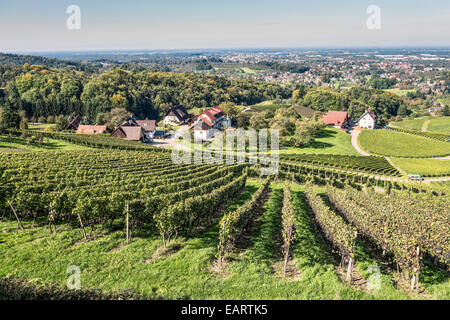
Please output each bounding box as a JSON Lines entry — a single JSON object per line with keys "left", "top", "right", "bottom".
{"left": 280, "top": 154, "right": 400, "bottom": 176}
{"left": 388, "top": 127, "right": 450, "bottom": 143}
{"left": 9, "top": 129, "right": 166, "bottom": 151}
{"left": 0, "top": 150, "right": 247, "bottom": 245}
{"left": 0, "top": 147, "right": 449, "bottom": 300}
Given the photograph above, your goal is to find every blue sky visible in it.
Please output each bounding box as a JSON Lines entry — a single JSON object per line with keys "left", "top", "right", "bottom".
{"left": 0, "top": 0, "right": 449, "bottom": 52}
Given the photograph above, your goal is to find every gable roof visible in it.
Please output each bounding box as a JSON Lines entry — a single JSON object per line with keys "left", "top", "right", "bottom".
{"left": 322, "top": 111, "right": 349, "bottom": 126}
{"left": 358, "top": 110, "right": 377, "bottom": 121}
{"left": 66, "top": 115, "right": 81, "bottom": 130}
{"left": 165, "top": 106, "right": 192, "bottom": 122}
{"left": 111, "top": 126, "right": 144, "bottom": 141}
{"left": 135, "top": 120, "right": 156, "bottom": 132}
{"left": 76, "top": 125, "right": 107, "bottom": 134}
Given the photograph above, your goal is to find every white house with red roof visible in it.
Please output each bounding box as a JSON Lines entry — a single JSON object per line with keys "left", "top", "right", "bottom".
{"left": 191, "top": 106, "right": 232, "bottom": 141}
{"left": 358, "top": 110, "right": 377, "bottom": 129}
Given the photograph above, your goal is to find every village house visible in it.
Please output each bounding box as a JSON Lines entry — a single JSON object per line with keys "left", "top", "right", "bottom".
{"left": 191, "top": 106, "right": 232, "bottom": 141}
{"left": 135, "top": 119, "right": 156, "bottom": 141}
{"left": 358, "top": 110, "right": 377, "bottom": 129}
{"left": 162, "top": 106, "right": 193, "bottom": 126}
{"left": 76, "top": 125, "right": 107, "bottom": 134}
{"left": 110, "top": 126, "right": 145, "bottom": 141}
{"left": 66, "top": 115, "right": 81, "bottom": 131}
{"left": 322, "top": 110, "right": 349, "bottom": 129}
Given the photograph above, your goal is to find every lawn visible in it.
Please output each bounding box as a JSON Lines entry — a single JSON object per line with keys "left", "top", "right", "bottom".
{"left": 280, "top": 127, "right": 359, "bottom": 156}
{"left": 427, "top": 117, "right": 450, "bottom": 132}
{"left": 3, "top": 179, "right": 446, "bottom": 300}
{"left": 390, "top": 158, "right": 450, "bottom": 176}
{"left": 358, "top": 129, "right": 450, "bottom": 158}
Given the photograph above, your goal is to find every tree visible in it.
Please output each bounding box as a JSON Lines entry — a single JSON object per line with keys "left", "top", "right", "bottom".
{"left": 54, "top": 115, "right": 68, "bottom": 131}
{"left": 397, "top": 104, "right": 408, "bottom": 117}
{"left": 249, "top": 112, "right": 270, "bottom": 130}
{"left": 104, "top": 108, "right": 132, "bottom": 131}
{"left": 436, "top": 105, "right": 449, "bottom": 117}
{"left": 1, "top": 105, "right": 20, "bottom": 129}
{"left": 219, "top": 102, "right": 241, "bottom": 120}
{"left": 19, "top": 118, "right": 28, "bottom": 130}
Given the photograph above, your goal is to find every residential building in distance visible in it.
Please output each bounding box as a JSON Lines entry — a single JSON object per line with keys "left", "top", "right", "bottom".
{"left": 191, "top": 106, "right": 232, "bottom": 141}
{"left": 162, "top": 106, "right": 193, "bottom": 126}
{"left": 322, "top": 110, "right": 349, "bottom": 128}
{"left": 136, "top": 119, "right": 156, "bottom": 141}
{"left": 358, "top": 110, "right": 377, "bottom": 129}
{"left": 110, "top": 126, "right": 145, "bottom": 141}
{"left": 76, "top": 125, "right": 107, "bottom": 134}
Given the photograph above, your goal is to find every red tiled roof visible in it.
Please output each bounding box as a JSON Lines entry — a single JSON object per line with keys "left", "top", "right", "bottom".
{"left": 76, "top": 125, "right": 107, "bottom": 134}
{"left": 322, "top": 111, "right": 349, "bottom": 126}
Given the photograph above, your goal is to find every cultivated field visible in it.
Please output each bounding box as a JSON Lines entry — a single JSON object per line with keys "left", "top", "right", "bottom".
{"left": 358, "top": 130, "right": 450, "bottom": 158}
{"left": 0, "top": 142, "right": 449, "bottom": 300}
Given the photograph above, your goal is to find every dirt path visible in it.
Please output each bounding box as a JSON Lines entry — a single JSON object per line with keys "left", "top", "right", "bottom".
{"left": 350, "top": 129, "right": 371, "bottom": 156}
{"left": 421, "top": 119, "right": 430, "bottom": 132}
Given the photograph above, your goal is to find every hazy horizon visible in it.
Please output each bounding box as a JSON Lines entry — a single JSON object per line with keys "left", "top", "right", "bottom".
{"left": 1, "top": 0, "right": 449, "bottom": 52}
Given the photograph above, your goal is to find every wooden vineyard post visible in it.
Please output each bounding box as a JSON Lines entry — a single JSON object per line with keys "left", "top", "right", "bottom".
{"left": 346, "top": 257, "right": 353, "bottom": 282}
{"left": 126, "top": 203, "right": 129, "bottom": 244}
{"left": 77, "top": 213, "right": 87, "bottom": 240}
{"left": 7, "top": 201, "right": 24, "bottom": 230}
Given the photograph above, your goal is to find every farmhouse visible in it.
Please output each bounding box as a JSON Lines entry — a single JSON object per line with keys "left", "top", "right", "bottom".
{"left": 76, "top": 125, "right": 107, "bottom": 134}
{"left": 136, "top": 119, "right": 156, "bottom": 141}
{"left": 322, "top": 111, "right": 349, "bottom": 128}
{"left": 191, "top": 106, "right": 232, "bottom": 141}
{"left": 66, "top": 115, "right": 81, "bottom": 131}
{"left": 163, "top": 106, "right": 193, "bottom": 126}
{"left": 110, "top": 126, "right": 145, "bottom": 141}
{"left": 358, "top": 110, "right": 377, "bottom": 129}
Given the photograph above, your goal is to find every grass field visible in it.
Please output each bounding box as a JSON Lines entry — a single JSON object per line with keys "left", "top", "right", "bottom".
{"left": 1, "top": 179, "right": 447, "bottom": 300}
{"left": 0, "top": 134, "right": 93, "bottom": 152}
{"left": 27, "top": 123, "right": 56, "bottom": 130}
{"left": 281, "top": 127, "right": 359, "bottom": 156}
{"left": 390, "top": 158, "right": 450, "bottom": 176}
{"left": 427, "top": 117, "right": 450, "bottom": 132}
{"left": 249, "top": 100, "right": 291, "bottom": 112}
{"left": 383, "top": 89, "right": 415, "bottom": 97}
{"left": 358, "top": 129, "right": 450, "bottom": 157}
{"left": 391, "top": 117, "right": 430, "bottom": 131}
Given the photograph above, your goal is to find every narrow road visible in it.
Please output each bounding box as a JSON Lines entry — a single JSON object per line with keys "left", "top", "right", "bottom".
{"left": 350, "top": 129, "right": 371, "bottom": 156}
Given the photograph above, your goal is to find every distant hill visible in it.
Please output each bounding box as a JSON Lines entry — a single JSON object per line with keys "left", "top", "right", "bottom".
{"left": 0, "top": 53, "right": 96, "bottom": 73}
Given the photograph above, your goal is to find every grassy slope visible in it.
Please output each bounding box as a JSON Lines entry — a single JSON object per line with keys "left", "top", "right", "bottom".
{"left": 427, "top": 117, "right": 450, "bottom": 132}
{"left": 280, "top": 127, "right": 359, "bottom": 156}
{"left": 0, "top": 135, "right": 93, "bottom": 152}
{"left": 391, "top": 117, "right": 430, "bottom": 130}
{"left": 390, "top": 158, "right": 450, "bottom": 176}
{"left": 358, "top": 130, "right": 450, "bottom": 157}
